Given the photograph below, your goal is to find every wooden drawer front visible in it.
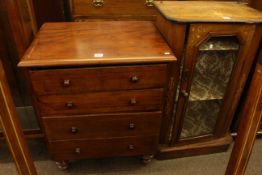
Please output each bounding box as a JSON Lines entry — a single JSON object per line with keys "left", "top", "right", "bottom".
{"left": 37, "top": 89, "right": 163, "bottom": 115}
{"left": 48, "top": 136, "right": 158, "bottom": 160}
{"left": 30, "top": 64, "right": 167, "bottom": 95}
{"left": 42, "top": 112, "right": 161, "bottom": 140}
{"left": 71, "top": 0, "right": 156, "bottom": 19}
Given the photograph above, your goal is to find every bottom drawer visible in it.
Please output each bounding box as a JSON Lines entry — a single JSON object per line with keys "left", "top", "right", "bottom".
{"left": 48, "top": 136, "right": 158, "bottom": 161}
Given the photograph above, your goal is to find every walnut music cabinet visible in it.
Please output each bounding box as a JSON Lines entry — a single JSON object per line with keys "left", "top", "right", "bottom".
{"left": 18, "top": 21, "right": 177, "bottom": 168}
{"left": 154, "top": 1, "right": 262, "bottom": 159}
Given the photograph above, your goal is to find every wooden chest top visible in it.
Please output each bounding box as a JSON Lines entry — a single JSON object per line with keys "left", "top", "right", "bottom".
{"left": 154, "top": 1, "right": 262, "bottom": 23}
{"left": 19, "top": 21, "right": 176, "bottom": 67}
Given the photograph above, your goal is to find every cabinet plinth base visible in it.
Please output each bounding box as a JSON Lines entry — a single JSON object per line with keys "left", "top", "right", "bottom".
{"left": 156, "top": 135, "right": 232, "bottom": 160}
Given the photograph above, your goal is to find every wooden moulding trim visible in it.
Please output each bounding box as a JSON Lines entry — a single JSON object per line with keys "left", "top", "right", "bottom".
{"left": 0, "top": 60, "right": 37, "bottom": 175}
{"left": 18, "top": 57, "right": 177, "bottom": 68}
{"left": 0, "top": 82, "right": 36, "bottom": 175}
{"left": 0, "top": 84, "right": 25, "bottom": 175}
{"left": 156, "top": 134, "right": 232, "bottom": 160}
{"left": 25, "top": 0, "right": 37, "bottom": 34}
{"left": 73, "top": 15, "right": 157, "bottom": 21}
{"left": 226, "top": 61, "right": 262, "bottom": 175}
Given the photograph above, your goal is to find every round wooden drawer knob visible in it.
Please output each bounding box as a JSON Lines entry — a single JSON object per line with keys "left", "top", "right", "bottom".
{"left": 75, "top": 148, "right": 81, "bottom": 154}
{"left": 129, "top": 123, "right": 135, "bottom": 130}
{"left": 130, "top": 76, "right": 139, "bottom": 83}
{"left": 128, "top": 145, "right": 135, "bottom": 150}
{"left": 65, "top": 101, "right": 74, "bottom": 108}
{"left": 130, "top": 98, "right": 137, "bottom": 105}
{"left": 62, "top": 79, "right": 71, "bottom": 87}
{"left": 71, "top": 127, "right": 78, "bottom": 134}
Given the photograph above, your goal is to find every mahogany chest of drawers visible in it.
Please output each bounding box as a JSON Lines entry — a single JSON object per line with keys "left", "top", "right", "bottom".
{"left": 69, "top": 0, "right": 162, "bottom": 21}
{"left": 18, "top": 21, "right": 177, "bottom": 166}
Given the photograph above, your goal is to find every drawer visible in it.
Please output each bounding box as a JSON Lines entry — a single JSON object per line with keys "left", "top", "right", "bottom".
{"left": 37, "top": 89, "right": 164, "bottom": 115}
{"left": 30, "top": 64, "right": 168, "bottom": 95}
{"left": 48, "top": 136, "right": 158, "bottom": 160}
{"left": 71, "top": 0, "right": 157, "bottom": 20}
{"left": 42, "top": 112, "right": 161, "bottom": 140}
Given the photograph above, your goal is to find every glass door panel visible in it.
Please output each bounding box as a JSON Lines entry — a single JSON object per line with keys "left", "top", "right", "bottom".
{"left": 180, "top": 36, "right": 240, "bottom": 139}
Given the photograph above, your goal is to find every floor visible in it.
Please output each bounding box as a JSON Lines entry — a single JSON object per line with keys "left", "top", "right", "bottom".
{"left": 0, "top": 138, "right": 261, "bottom": 175}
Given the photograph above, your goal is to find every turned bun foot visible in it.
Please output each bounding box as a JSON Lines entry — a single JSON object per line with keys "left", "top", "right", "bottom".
{"left": 55, "top": 161, "right": 69, "bottom": 170}
{"left": 141, "top": 155, "right": 154, "bottom": 164}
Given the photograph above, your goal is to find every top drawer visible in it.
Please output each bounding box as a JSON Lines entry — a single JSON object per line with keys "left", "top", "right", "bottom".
{"left": 29, "top": 64, "right": 167, "bottom": 95}
{"left": 71, "top": 0, "right": 157, "bottom": 20}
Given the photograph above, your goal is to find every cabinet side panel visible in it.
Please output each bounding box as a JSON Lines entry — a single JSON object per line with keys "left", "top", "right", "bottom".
{"left": 155, "top": 14, "right": 187, "bottom": 61}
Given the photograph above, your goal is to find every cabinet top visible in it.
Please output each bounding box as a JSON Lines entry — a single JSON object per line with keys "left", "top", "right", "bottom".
{"left": 154, "top": 1, "right": 262, "bottom": 23}
{"left": 19, "top": 21, "right": 176, "bottom": 67}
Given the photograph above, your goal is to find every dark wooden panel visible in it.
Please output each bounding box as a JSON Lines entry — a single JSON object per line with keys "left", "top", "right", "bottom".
{"left": 32, "top": 0, "right": 64, "bottom": 28}
{"left": 42, "top": 112, "right": 161, "bottom": 140}
{"left": 0, "top": 25, "right": 22, "bottom": 105}
{"left": 70, "top": 0, "right": 240, "bottom": 21}
{"left": 30, "top": 64, "right": 167, "bottom": 95}
{"left": 240, "top": 0, "right": 252, "bottom": 3}
{"left": 37, "top": 89, "right": 164, "bottom": 115}
{"left": 155, "top": 14, "right": 186, "bottom": 144}
{"left": 155, "top": 14, "right": 186, "bottom": 61}
{"left": 48, "top": 136, "right": 158, "bottom": 160}
{"left": 250, "top": 0, "right": 262, "bottom": 11}
{"left": 226, "top": 30, "right": 262, "bottom": 174}
{"left": 0, "top": 0, "right": 29, "bottom": 58}
{"left": 71, "top": 0, "right": 157, "bottom": 21}
{"left": 0, "top": 0, "right": 32, "bottom": 106}
{"left": 0, "top": 0, "right": 35, "bottom": 106}
{"left": 17, "top": 0, "right": 36, "bottom": 42}
{"left": 232, "top": 42, "right": 262, "bottom": 135}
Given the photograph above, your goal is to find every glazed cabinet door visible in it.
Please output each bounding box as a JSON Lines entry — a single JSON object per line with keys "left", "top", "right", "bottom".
{"left": 171, "top": 24, "right": 258, "bottom": 144}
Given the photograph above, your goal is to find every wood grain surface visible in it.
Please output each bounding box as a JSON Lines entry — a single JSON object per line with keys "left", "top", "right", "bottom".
{"left": 29, "top": 64, "right": 167, "bottom": 95}
{"left": 42, "top": 112, "right": 161, "bottom": 140}
{"left": 19, "top": 21, "right": 176, "bottom": 67}
{"left": 48, "top": 135, "right": 158, "bottom": 160}
{"left": 70, "top": 0, "right": 157, "bottom": 20}
{"left": 36, "top": 89, "right": 164, "bottom": 115}
{"left": 0, "top": 60, "right": 37, "bottom": 175}
{"left": 226, "top": 41, "right": 262, "bottom": 175}
{"left": 154, "top": 1, "right": 262, "bottom": 23}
